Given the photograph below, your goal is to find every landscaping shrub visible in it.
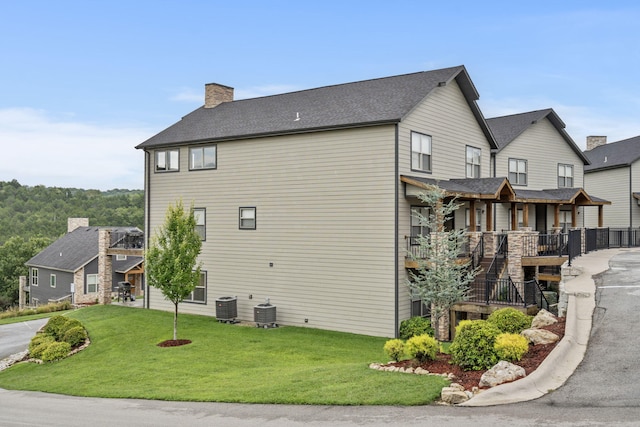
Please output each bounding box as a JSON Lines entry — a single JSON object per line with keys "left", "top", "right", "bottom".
{"left": 62, "top": 326, "right": 88, "bottom": 348}
{"left": 29, "top": 334, "right": 56, "bottom": 359}
{"left": 449, "top": 320, "right": 501, "bottom": 370}
{"left": 399, "top": 316, "right": 434, "bottom": 340}
{"left": 494, "top": 333, "right": 529, "bottom": 362}
{"left": 43, "top": 315, "right": 70, "bottom": 340}
{"left": 405, "top": 334, "right": 439, "bottom": 363}
{"left": 383, "top": 339, "right": 405, "bottom": 362}
{"left": 41, "top": 341, "right": 71, "bottom": 363}
{"left": 487, "top": 307, "right": 532, "bottom": 334}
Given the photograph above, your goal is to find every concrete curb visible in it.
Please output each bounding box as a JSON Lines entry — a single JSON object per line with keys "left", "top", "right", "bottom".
{"left": 459, "top": 249, "right": 619, "bottom": 406}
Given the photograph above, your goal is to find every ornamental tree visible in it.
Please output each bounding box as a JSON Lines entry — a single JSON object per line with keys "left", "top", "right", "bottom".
{"left": 146, "top": 200, "right": 202, "bottom": 341}
{"left": 407, "top": 184, "right": 479, "bottom": 341}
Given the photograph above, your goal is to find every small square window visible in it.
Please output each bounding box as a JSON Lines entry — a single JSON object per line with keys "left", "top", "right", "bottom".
{"left": 115, "top": 254, "right": 127, "bottom": 261}
{"left": 155, "top": 149, "right": 179, "bottom": 172}
{"left": 239, "top": 207, "right": 256, "bottom": 230}
{"left": 190, "top": 145, "right": 217, "bottom": 170}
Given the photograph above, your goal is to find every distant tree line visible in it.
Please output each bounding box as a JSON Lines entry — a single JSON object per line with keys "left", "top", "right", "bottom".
{"left": 0, "top": 179, "right": 144, "bottom": 309}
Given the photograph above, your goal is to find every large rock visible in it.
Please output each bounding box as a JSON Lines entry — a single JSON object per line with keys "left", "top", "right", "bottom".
{"left": 479, "top": 361, "right": 526, "bottom": 388}
{"left": 521, "top": 328, "right": 560, "bottom": 345}
{"left": 531, "top": 308, "right": 558, "bottom": 328}
{"left": 441, "top": 384, "right": 469, "bottom": 404}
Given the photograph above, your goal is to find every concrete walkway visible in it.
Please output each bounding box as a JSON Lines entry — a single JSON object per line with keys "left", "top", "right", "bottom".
{"left": 460, "top": 248, "right": 624, "bottom": 406}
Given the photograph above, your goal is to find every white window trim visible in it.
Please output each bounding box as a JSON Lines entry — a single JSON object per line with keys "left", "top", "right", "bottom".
{"left": 87, "top": 274, "right": 98, "bottom": 293}
{"left": 50, "top": 274, "right": 56, "bottom": 288}
{"left": 558, "top": 163, "right": 574, "bottom": 188}
{"left": 31, "top": 268, "right": 39, "bottom": 286}
{"left": 194, "top": 208, "right": 206, "bottom": 240}
{"left": 184, "top": 271, "right": 207, "bottom": 304}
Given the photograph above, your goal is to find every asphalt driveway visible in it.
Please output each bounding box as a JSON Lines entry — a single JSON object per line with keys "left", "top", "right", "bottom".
{"left": 0, "top": 318, "right": 48, "bottom": 359}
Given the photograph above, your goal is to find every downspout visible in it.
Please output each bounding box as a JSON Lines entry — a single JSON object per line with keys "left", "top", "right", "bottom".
{"left": 394, "top": 124, "right": 400, "bottom": 338}
{"left": 630, "top": 167, "right": 633, "bottom": 228}
{"left": 145, "top": 150, "right": 151, "bottom": 310}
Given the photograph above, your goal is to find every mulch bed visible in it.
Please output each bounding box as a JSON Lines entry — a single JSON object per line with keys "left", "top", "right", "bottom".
{"left": 157, "top": 339, "right": 192, "bottom": 347}
{"left": 387, "top": 317, "right": 566, "bottom": 391}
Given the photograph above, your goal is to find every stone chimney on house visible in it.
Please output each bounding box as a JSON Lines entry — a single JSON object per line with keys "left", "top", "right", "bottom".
{"left": 204, "top": 83, "right": 234, "bottom": 108}
{"left": 586, "top": 135, "right": 607, "bottom": 151}
{"left": 67, "top": 217, "right": 89, "bottom": 233}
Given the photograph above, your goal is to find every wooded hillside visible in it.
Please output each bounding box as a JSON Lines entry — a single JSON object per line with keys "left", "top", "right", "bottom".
{"left": 0, "top": 180, "right": 144, "bottom": 309}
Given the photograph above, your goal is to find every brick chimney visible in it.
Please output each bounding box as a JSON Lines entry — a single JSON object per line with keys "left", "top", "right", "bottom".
{"left": 67, "top": 218, "right": 89, "bottom": 233}
{"left": 586, "top": 136, "right": 607, "bottom": 151}
{"left": 204, "top": 83, "right": 234, "bottom": 108}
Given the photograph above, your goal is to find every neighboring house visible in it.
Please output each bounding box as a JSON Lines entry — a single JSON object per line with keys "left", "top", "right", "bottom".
{"left": 583, "top": 136, "right": 640, "bottom": 228}
{"left": 486, "top": 109, "right": 606, "bottom": 233}
{"left": 25, "top": 218, "right": 144, "bottom": 306}
{"left": 136, "top": 66, "right": 607, "bottom": 338}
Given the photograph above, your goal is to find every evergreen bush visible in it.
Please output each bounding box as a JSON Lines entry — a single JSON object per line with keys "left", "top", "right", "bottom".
{"left": 405, "top": 334, "right": 439, "bottom": 363}
{"left": 449, "top": 320, "right": 501, "bottom": 370}
{"left": 62, "top": 326, "right": 88, "bottom": 348}
{"left": 487, "top": 307, "right": 532, "bottom": 334}
{"left": 41, "top": 341, "right": 72, "bottom": 362}
{"left": 399, "top": 316, "right": 434, "bottom": 340}
{"left": 43, "top": 315, "right": 70, "bottom": 340}
{"left": 28, "top": 334, "right": 56, "bottom": 359}
{"left": 494, "top": 333, "right": 529, "bottom": 362}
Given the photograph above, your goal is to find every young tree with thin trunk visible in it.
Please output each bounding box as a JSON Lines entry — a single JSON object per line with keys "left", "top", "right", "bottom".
{"left": 146, "top": 200, "right": 202, "bottom": 341}
{"left": 407, "top": 185, "right": 479, "bottom": 341}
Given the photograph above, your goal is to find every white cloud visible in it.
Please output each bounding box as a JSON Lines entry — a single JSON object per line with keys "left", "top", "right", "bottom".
{"left": 0, "top": 108, "right": 150, "bottom": 190}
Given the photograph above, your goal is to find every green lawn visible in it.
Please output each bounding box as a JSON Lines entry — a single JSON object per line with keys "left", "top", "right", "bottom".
{"left": 0, "top": 305, "right": 448, "bottom": 405}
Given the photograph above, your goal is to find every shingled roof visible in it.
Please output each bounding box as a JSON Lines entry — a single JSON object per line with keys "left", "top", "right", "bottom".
{"left": 137, "top": 66, "right": 497, "bottom": 149}
{"left": 26, "top": 226, "right": 142, "bottom": 272}
{"left": 486, "top": 109, "right": 589, "bottom": 164}
{"left": 584, "top": 135, "right": 640, "bottom": 172}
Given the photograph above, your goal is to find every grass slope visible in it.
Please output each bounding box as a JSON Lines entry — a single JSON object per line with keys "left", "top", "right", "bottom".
{"left": 0, "top": 305, "right": 448, "bottom": 405}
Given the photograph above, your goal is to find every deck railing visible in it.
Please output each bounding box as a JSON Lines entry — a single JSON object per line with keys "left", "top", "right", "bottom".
{"left": 110, "top": 231, "right": 144, "bottom": 250}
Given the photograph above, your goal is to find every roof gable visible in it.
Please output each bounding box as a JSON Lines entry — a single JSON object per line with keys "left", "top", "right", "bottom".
{"left": 26, "top": 226, "right": 140, "bottom": 272}
{"left": 486, "top": 109, "right": 589, "bottom": 164}
{"left": 137, "top": 66, "right": 496, "bottom": 149}
{"left": 584, "top": 135, "right": 640, "bottom": 172}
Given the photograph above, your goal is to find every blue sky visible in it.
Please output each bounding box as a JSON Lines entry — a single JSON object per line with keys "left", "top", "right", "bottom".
{"left": 2, "top": 0, "right": 639, "bottom": 190}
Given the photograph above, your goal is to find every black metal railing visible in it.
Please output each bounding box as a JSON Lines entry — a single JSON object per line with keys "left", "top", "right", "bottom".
{"left": 523, "top": 279, "right": 549, "bottom": 310}
{"left": 470, "top": 236, "right": 484, "bottom": 271}
{"left": 485, "top": 233, "right": 507, "bottom": 282}
{"left": 467, "top": 277, "right": 525, "bottom": 306}
{"left": 406, "top": 233, "right": 471, "bottom": 261}
{"left": 110, "top": 230, "right": 144, "bottom": 250}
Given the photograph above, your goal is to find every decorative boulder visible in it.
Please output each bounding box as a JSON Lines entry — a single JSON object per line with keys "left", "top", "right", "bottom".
{"left": 521, "top": 328, "right": 560, "bottom": 345}
{"left": 479, "top": 360, "right": 526, "bottom": 388}
{"left": 441, "top": 383, "right": 469, "bottom": 404}
{"left": 531, "top": 308, "right": 558, "bottom": 329}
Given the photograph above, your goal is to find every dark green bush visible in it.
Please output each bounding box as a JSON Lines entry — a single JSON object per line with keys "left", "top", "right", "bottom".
{"left": 41, "top": 341, "right": 71, "bottom": 362}
{"left": 399, "top": 316, "right": 434, "bottom": 340}
{"left": 405, "top": 334, "right": 439, "bottom": 362}
{"left": 62, "top": 326, "right": 88, "bottom": 348}
{"left": 450, "top": 320, "right": 501, "bottom": 370}
{"left": 487, "top": 307, "right": 532, "bottom": 334}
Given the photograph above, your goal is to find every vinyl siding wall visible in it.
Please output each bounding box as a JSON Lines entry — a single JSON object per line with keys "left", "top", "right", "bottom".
{"left": 584, "top": 166, "right": 632, "bottom": 227}
{"left": 29, "top": 267, "right": 74, "bottom": 305}
{"left": 493, "top": 118, "right": 585, "bottom": 231}
{"left": 146, "top": 126, "right": 398, "bottom": 337}
{"left": 396, "top": 79, "right": 494, "bottom": 321}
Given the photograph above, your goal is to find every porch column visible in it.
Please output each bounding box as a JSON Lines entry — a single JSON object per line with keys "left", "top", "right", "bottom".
{"left": 598, "top": 205, "right": 604, "bottom": 227}
{"left": 571, "top": 205, "right": 578, "bottom": 228}
{"left": 470, "top": 200, "right": 476, "bottom": 231}
{"left": 485, "top": 202, "right": 493, "bottom": 232}
{"left": 511, "top": 203, "right": 517, "bottom": 231}
{"left": 522, "top": 203, "right": 529, "bottom": 228}
{"left": 554, "top": 205, "right": 560, "bottom": 228}
{"left": 98, "top": 229, "right": 112, "bottom": 305}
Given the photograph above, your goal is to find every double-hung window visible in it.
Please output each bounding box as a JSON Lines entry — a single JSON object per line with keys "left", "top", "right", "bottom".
{"left": 184, "top": 271, "right": 207, "bottom": 303}
{"left": 31, "top": 268, "right": 38, "bottom": 287}
{"left": 87, "top": 274, "right": 98, "bottom": 293}
{"left": 155, "top": 149, "right": 179, "bottom": 172}
{"left": 194, "top": 208, "right": 206, "bottom": 240}
{"left": 466, "top": 146, "right": 481, "bottom": 178}
{"left": 411, "top": 132, "right": 432, "bottom": 172}
{"left": 509, "top": 158, "right": 527, "bottom": 185}
{"left": 558, "top": 164, "right": 574, "bottom": 188}
{"left": 239, "top": 207, "right": 256, "bottom": 230}
{"left": 189, "top": 145, "right": 217, "bottom": 170}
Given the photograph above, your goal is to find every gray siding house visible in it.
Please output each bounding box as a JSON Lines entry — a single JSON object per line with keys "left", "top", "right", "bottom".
{"left": 583, "top": 136, "right": 640, "bottom": 228}
{"left": 25, "top": 218, "right": 144, "bottom": 305}
{"left": 136, "top": 66, "right": 608, "bottom": 338}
